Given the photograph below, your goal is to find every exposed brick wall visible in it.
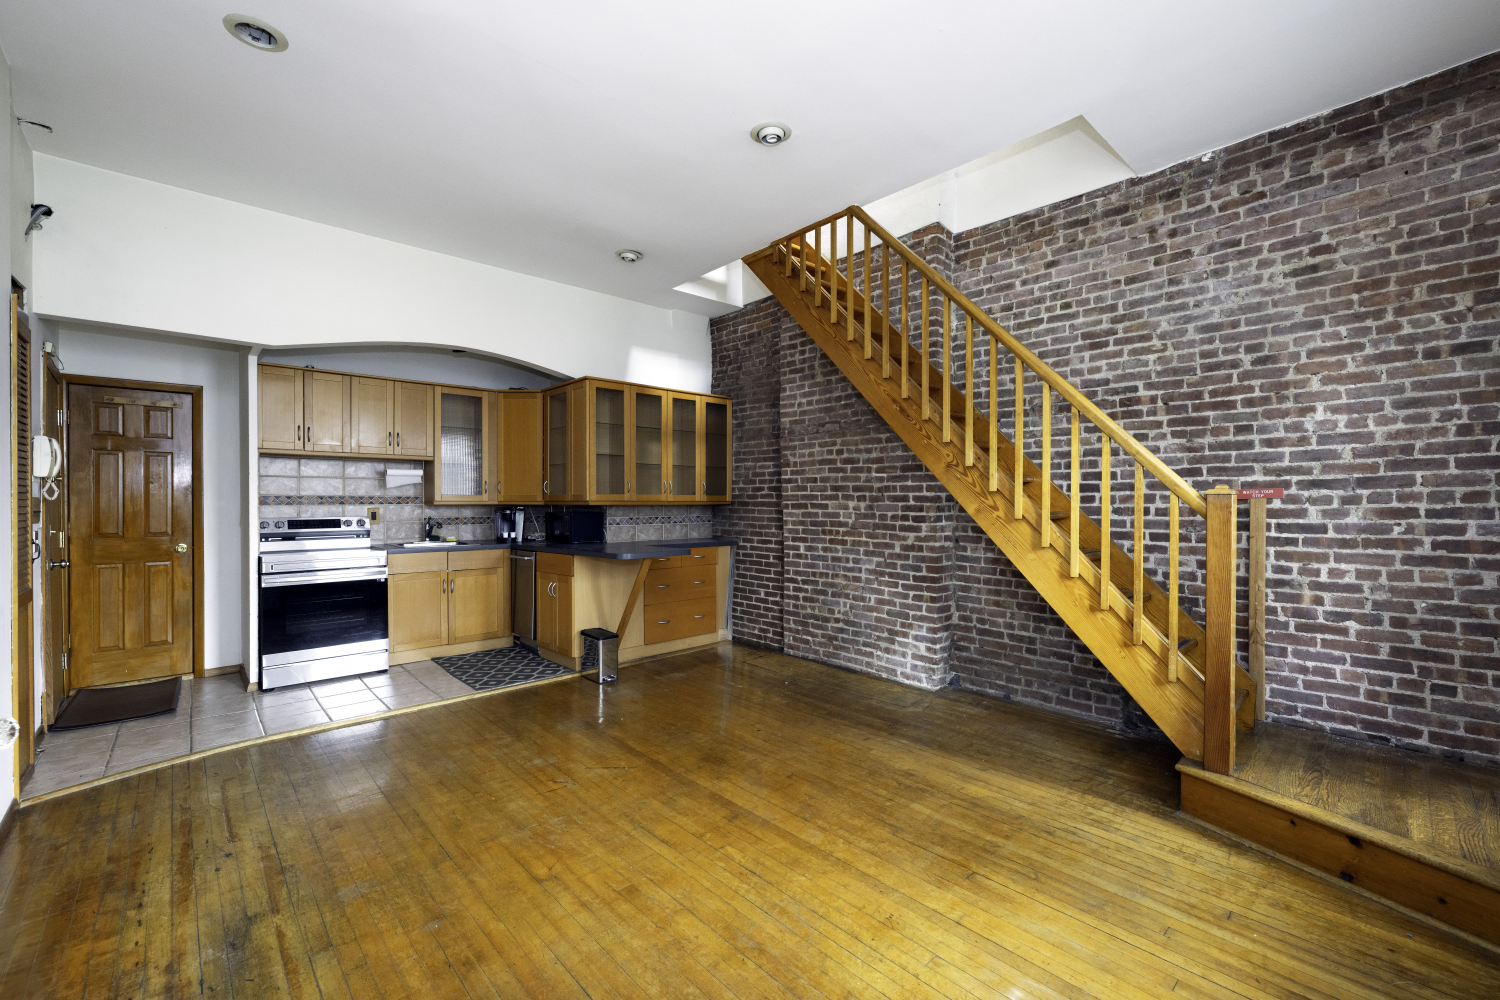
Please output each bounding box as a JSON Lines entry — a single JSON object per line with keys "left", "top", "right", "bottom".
{"left": 710, "top": 297, "right": 787, "bottom": 650}
{"left": 713, "top": 53, "right": 1500, "bottom": 763}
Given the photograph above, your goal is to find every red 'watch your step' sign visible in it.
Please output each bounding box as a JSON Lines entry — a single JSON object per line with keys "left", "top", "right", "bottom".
{"left": 1236, "top": 488, "right": 1284, "bottom": 499}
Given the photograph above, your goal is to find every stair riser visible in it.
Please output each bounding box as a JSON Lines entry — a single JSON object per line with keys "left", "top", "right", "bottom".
{"left": 1181, "top": 772, "right": 1500, "bottom": 947}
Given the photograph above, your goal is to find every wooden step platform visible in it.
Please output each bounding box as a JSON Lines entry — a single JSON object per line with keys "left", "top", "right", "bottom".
{"left": 1178, "top": 721, "right": 1500, "bottom": 946}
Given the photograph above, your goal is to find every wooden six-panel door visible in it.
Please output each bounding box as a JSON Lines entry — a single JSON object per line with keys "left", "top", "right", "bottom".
{"left": 67, "top": 382, "right": 195, "bottom": 686}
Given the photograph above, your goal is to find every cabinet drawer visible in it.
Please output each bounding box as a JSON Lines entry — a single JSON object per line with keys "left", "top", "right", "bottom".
{"left": 687, "top": 547, "right": 719, "bottom": 566}
{"left": 643, "top": 597, "right": 716, "bottom": 644}
{"left": 448, "top": 549, "right": 508, "bottom": 571}
{"left": 643, "top": 566, "right": 716, "bottom": 606}
{"left": 537, "top": 552, "right": 574, "bottom": 577}
{"left": 389, "top": 551, "right": 447, "bottom": 574}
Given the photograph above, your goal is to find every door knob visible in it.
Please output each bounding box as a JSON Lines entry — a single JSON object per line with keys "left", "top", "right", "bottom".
{"left": 174, "top": 543, "right": 188, "bottom": 553}
{"left": 49, "top": 559, "right": 68, "bottom": 570}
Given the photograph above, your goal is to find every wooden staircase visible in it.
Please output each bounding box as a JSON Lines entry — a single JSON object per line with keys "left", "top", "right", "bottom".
{"left": 745, "top": 206, "right": 1256, "bottom": 770}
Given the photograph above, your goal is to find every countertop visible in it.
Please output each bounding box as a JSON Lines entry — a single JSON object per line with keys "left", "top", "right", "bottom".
{"left": 378, "top": 536, "right": 738, "bottom": 561}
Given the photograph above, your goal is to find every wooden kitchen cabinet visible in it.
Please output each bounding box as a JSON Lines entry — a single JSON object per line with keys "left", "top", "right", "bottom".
{"left": 258, "top": 365, "right": 304, "bottom": 451}
{"left": 389, "top": 569, "right": 448, "bottom": 652}
{"left": 539, "top": 377, "right": 732, "bottom": 504}
{"left": 428, "top": 387, "right": 495, "bottom": 503}
{"left": 704, "top": 398, "right": 731, "bottom": 503}
{"left": 393, "top": 381, "right": 435, "bottom": 458}
{"left": 669, "top": 393, "right": 702, "bottom": 500}
{"left": 349, "top": 376, "right": 393, "bottom": 454}
{"left": 631, "top": 385, "right": 669, "bottom": 502}
{"left": 543, "top": 384, "right": 588, "bottom": 502}
{"left": 588, "top": 380, "right": 630, "bottom": 502}
{"left": 535, "top": 552, "right": 575, "bottom": 656}
{"left": 498, "top": 391, "right": 544, "bottom": 503}
{"left": 389, "top": 550, "right": 510, "bottom": 655}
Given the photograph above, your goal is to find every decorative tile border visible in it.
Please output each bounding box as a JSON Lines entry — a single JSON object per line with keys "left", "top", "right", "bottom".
{"left": 429, "top": 516, "right": 495, "bottom": 526}
{"left": 260, "top": 495, "right": 424, "bottom": 506}
{"left": 606, "top": 514, "right": 714, "bottom": 526}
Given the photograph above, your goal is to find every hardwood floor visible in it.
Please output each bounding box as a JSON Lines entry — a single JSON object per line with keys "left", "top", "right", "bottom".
{"left": 1, "top": 643, "right": 1496, "bottom": 998}
{"left": 1232, "top": 720, "right": 1500, "bottom": 873}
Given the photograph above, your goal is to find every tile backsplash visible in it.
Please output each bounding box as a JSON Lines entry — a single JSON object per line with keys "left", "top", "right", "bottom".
{"left": 257, "top": 456, "right": 714, "bottom": 544}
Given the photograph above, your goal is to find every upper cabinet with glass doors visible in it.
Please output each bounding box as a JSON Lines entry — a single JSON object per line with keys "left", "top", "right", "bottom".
{"left": 549, "top": 377, "right": 731, "bottom": 505}
{"left": 427, "top": 387, "right": 494, "bottom": 504}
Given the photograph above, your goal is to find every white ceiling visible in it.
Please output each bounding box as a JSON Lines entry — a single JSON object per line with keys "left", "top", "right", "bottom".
{"left": 2, "top": 1, "right": 1497, "bottom": 317}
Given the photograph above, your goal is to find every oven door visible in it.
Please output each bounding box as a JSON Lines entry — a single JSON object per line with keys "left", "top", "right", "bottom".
{"left": 259, "top": 569, "right": 389, "bottom": 664}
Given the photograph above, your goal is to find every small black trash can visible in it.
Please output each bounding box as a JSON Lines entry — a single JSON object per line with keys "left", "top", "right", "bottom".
{"left": 580, "top": 628, "right": 619, "bottom": 684}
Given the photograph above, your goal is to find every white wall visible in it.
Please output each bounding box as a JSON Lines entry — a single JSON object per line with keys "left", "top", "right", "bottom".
{"left": 30, "top": 155, "right": 712, "bottom": 393}
{"left": 45, "top": 320, "right": 246, "bottom": 673}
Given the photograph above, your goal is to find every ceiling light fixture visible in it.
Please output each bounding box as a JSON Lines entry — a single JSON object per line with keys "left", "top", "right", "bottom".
{"left": 750, "top": 122, "right": 791, "bottom": 146}
{"left": 223, "top": 14, "right": 289, "bottom": 52}
{"left": 616, "top": 249, "right": 644, "bottom": 263}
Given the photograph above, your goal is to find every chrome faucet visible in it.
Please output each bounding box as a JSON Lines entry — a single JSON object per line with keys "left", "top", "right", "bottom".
{"left": 423, "top": 516, "right": 441, "bottom": 541}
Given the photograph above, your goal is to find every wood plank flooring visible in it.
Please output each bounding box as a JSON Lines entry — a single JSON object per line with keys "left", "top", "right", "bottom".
{"left": 1, "top": 643, "right": 1496, "bottom": 998}
{"left": 1232, "top": 721, "right": 1500, "bottom": 873}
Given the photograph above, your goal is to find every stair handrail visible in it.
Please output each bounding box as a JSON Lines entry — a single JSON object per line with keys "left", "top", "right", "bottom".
{"left": 796, "top": 207, "right": 1206, "bottom": 518}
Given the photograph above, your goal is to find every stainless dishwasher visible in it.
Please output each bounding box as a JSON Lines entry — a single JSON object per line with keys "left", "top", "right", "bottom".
{"left": 511, "top": 550, "right": 537, "bottom": 647}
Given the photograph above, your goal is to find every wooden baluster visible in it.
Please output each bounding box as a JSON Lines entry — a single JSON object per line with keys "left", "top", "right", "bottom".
{"left": 988, "top": 334, "right": 998, "bottom": 491}
{"left": 942, "top": 296, "right": 952, "bottom": 442}
{"left": 863, "top": 222, "right": 872, "bottom": 357}
{"left": 882, "top": 243, "right": 891, "bottom": 379}
{"left": 784, "top": 236, "right": 793, "bottom": 278}
{"left": 800, "top": 230, "right": 809, "bottom": 292}
{"left": 1099, "top": 440, "right": 1111, "bottom": 609}
{"left": 848, "top": 213, "right": 856, "bottom": 336}
{"left": 1204, "top": 484, "right": 1238, "bottom": 773}
{"left": 964, "top": 312, "right": 974, "bottom": 465}
{"left": 1069, "top": 411, "right": 1080, "bottom": 577}
{"left": 1168, "top": 494, "right": 1179, "bottom": 682}
{"left": 1013, "top": 359, "right": 1024, "bottom": 520}
{"left": 830, "top": 220, "right": 839, "bottom": 324}
{"left": 813, "top": 226, "right": 822, "bottom": 307}
{"left": 901, "top": 264, "right": 910, "bottom": 399}
{"left": 1133, "top": 461, "right": 1145, "bottom": 645}
{"left": 921, "top": 277, "right": 930, "bottom": 420}
{"left": 1040, "top": 385, "right": 1051, "bottom": 549}
{"left": 1249, "top": 496, "right": 1266, "bottom": 720}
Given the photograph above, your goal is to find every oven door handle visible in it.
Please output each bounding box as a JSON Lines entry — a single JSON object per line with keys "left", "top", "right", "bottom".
{"left": 261, "top": 568, "right": 389, "bottom": 588}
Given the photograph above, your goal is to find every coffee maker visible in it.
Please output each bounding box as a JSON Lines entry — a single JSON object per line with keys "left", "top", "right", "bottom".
{"left": 495, "top": 507, "right": 525, "bottom": 543}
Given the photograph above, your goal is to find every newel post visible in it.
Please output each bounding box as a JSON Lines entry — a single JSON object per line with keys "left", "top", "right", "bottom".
{"left": 1204, "top": 484, "right": 1238, "bottom": 774}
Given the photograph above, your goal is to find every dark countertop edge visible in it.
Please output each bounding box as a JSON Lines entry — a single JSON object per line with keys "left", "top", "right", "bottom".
{"left": 378, "top": 537, "right": 739, "bottom": 560}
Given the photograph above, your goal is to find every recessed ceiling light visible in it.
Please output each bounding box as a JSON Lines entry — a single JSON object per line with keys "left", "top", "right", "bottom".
{"left": 750, "top": 122, "right": 791, "bottom": 146}
{"left": 223, "top": 14, "right": 288, "bottom": 52}
{"left": 616, "top": 249, "right": 644, "bottom": 263}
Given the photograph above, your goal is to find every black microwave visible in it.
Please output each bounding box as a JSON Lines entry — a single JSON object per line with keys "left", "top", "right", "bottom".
{"left": 545, "top": 508, "right": 606, "bottom": 544}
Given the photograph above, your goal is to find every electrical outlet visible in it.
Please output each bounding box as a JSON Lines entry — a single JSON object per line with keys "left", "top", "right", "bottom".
{"left": 367, "top": 507, "right": 380, "bottom": 524}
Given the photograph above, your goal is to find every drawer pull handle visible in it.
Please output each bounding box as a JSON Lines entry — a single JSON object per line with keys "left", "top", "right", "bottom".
{"left": 656, "top": 585, "right": 669, "bottom": 588}
{"left": 693, "top": 615, "right": 705, "bottom": 619}
{"left": 693, "top": 580, "right": 704, "bottom": 584}
{"left": 657, "top": 620, "right": 669, "bottom": 624}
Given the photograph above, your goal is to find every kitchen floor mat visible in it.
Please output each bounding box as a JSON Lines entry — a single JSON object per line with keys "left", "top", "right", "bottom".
{"left": 432, "top": 646, "right": 573, "bottom": 691}
{"left": 51, "top": 677, "right": 182, "bottom": 730}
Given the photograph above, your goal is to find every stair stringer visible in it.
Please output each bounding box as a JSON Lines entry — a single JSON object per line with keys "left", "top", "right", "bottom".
{"left": 749, "top": 252, "right": 1214, "bottom": 760}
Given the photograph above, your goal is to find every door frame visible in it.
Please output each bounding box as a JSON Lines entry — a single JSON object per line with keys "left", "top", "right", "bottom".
{"left": 62, "top": 373, "right": 206, "bottom": 680}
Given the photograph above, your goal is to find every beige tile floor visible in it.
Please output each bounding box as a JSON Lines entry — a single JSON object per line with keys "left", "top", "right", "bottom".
{"left": 23, "top": 660, "right": 475, "bottom": 798}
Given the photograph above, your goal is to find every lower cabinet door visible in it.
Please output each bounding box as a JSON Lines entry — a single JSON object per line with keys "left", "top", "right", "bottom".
{"left": 449, "top": 567, "right": 502, "bottom": 643}
{"left": 390, "top": 571, "right": 447, "bottom": 651}
{"left": 536, "top": 572, "right": 558, "bottom": 652}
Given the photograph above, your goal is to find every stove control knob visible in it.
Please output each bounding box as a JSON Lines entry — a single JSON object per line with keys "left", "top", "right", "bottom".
{"left": 274, "top": 520, "right": 286, "bottom": 529}
{"left": 260, "top": 520, "right": 269, "bottom": 529}
{"left": 356, "top": 518, "right": 366, "bottom": 527}
{"left": 342, "top": 519, "right": 353, "bottom": 527}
